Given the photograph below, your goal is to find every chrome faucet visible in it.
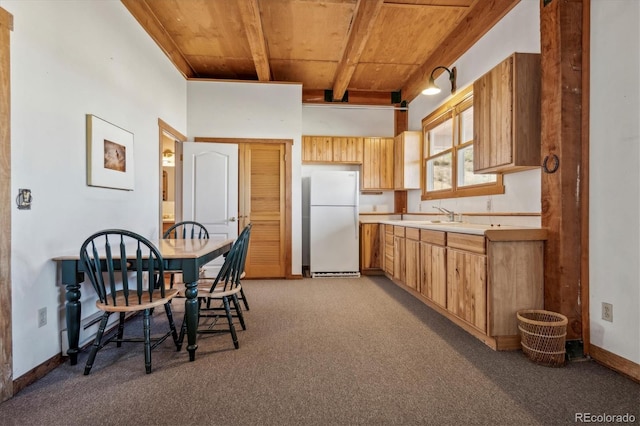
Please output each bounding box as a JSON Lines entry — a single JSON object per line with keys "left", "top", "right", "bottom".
{"left": 434, "top": 206, "right": 455, "bottom": 222}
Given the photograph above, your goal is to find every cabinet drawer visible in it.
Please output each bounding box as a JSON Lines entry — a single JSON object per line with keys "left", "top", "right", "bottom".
{"left": 405, "top": 227, "right": 420, "bottom": 241}
{"left": 385, "top": 225, "right": 394, "bottom": 236}
{"left": 447, "top": 233, "right": 485, "bottom": 254}
{"left": 394, "top": 226, "right": 405, "bottom": 237}
{"left": 421, "top": 229, "right": 446, "bottom": 246}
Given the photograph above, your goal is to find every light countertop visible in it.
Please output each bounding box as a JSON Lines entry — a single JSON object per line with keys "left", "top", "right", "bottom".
{"left": 373, "top": 219, "right": 547, "bottom": 240}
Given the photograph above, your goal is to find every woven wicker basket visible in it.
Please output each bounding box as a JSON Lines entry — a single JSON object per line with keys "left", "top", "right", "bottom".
{"left": 517, "top": 309, "right": 568, "bottom": 367}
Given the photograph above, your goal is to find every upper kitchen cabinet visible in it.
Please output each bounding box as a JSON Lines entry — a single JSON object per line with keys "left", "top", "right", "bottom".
{"left": 302, "top": 136, "right": 333, "bottom": 163}
{"left": 473, "top": 53, "right": 541, "bottom": 174}
{"left": 332, "top": 137, "right": 364, "bottom": 163}
{"left": 394, "top": 131, "right": 421, "bottom": 190}
{"left": 362, "top": 137, "right": 394, "bottom": 190}
{"left": 302, "top": 136, "right": 363, "bottom": 164}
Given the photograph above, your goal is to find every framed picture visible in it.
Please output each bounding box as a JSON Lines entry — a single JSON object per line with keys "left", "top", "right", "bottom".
{"left": 86, "top": 114, "right": 135, "bottom": 190}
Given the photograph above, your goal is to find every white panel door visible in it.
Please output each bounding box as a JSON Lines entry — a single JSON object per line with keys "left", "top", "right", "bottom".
{"left": 183, "top": 142, "right": 238, "bottom": 275}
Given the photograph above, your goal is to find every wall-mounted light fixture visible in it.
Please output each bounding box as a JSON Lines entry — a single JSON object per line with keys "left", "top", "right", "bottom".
{"left": 162, "top": 149, "right": 175, "bottom": 167}
{"left": 422, "top": 66, "right": 457, "bottom": 96}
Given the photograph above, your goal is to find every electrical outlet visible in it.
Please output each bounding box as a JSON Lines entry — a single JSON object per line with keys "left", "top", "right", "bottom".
{"left": 602, "top": 302, "right": 613, "bottom": 322}
{"left": 486, "top": 198, "right": 492, "bottom": 212}
{"left": 38, "top": 307, "right": 47, "bottom": 328}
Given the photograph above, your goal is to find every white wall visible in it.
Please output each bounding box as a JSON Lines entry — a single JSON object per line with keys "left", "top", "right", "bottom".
{"left": 187, "top": 81, "right": 303, "bottom": 275}
{"left": 589, "top": 0, "right": 640, "bottom": 364}
{"left": 302, "top": 105, "right": 395, "bottom": 137}
{"left": 5, "top": 1, "right": 187, "bottom": 377}
{"left": 407, "top": 0, "right": 541, "bottom": 223}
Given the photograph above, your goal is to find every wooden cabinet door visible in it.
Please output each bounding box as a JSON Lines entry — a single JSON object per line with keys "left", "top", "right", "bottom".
{"left": 333, "top": 137, "right": 363, "bottom": 163}
{"left": 446, "top": 248, "right": 487, "bottom": 332}
{"left": 240, "top": 143, "right": 286, "bottom": 278}
{"left": 362, "top": 137, "right": 394, "bottom": 190}
{"left": 384, "top": 225, "right": 394, "bottom": 276}
{"left": 360, "top": 223, "right": 381, "bottom": 273}
{"left": 302, "top": 136, "right": 333, "bottom": 162}
{"left": 404, "top": 235, "right": 420, "bottom": 292}
{"left": 394, "top": 131, "right": 421, "bottom": 190}
{"left": 392, "top": 226, "right": 405, "bottom": 284}
{"left": 473, "top": 57, "right": 513, "bottom": 171}
{"left": 420, "top": 242, "right": 447, "bottom": 308}
{"left": 473, "top": 53, "right": 541, "bottom": 173}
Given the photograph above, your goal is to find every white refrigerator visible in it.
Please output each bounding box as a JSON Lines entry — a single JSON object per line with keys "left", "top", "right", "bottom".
{"left": 309, "top": 170, "right": 360, "bottom": 277}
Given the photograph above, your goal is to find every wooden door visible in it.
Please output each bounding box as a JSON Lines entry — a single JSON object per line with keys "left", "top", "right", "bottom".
{"left": 240, "top": 143, "right": 286, "bottom": 278}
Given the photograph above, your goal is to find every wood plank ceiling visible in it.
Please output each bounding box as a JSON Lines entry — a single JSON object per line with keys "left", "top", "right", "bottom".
{"left": 122, "top": 0, "right": 520, "bottom": 105}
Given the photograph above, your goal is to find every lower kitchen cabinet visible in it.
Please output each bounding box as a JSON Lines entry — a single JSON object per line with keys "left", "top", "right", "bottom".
{"left": 359, "top": 223, "right": 382, "bottom": 274}
{"left": 393, "top": 226, "right": 406, "bottom": 284}
{"left": 419, "top": 230, "right": 447, "bottom": 308}
{"left": 404, "top": 228, "right": 420, "bottom": 292}
{"left": 446, "top": 246, "right": 487, "bottom": 333}
{"left": 382, "top": 224, "right": 545, "bottom": 350}
{"left": 383, "top": 224, "right": 394, "bottom": 276}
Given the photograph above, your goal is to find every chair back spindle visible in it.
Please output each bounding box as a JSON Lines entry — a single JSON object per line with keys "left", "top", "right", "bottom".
{"left": 80, "top": 230, "right": 166, "bottom": 307}
{"left": 163, "top": 221, "right": 209, "bottom": 240}
{"left": 207, "top": 223, "right": 251, "bottom": 294}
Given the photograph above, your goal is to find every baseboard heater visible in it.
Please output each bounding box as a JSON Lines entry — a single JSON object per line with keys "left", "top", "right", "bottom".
{"left": 311, "top": 272, "right": 361, "bottom": 278}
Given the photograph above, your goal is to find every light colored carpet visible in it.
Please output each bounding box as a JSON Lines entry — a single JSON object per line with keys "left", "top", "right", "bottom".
{"left": 0, "top": 276, "right": 638, "bottom": 426}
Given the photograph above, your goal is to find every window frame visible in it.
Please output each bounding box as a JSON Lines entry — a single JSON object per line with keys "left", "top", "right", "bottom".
{"left": 421, "top": 86, "right": 504, "bottom": 201}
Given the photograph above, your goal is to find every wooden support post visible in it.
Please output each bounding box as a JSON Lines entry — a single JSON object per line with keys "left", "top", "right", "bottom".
{"left": 394, "top": 109, "right": 409, "bottom": 213}
{"left": 539, "top": 0, "right": 588, "bottom": 341}
{"left": 0, "top": 6, "right": 13, "bottom": 402}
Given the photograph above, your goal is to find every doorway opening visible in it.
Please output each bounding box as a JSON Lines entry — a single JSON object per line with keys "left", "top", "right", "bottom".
{"left": 158, "top": 119, "right": 186, "bottom": 237}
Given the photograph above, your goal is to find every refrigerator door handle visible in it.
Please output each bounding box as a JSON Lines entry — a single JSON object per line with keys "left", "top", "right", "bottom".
{"left": 354, "top": 208, "right": 358, "bottom": 239}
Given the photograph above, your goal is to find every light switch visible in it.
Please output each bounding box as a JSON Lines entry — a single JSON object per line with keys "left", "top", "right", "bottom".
{"left": 17, "top": 188, "right": 32, "bottom": 210}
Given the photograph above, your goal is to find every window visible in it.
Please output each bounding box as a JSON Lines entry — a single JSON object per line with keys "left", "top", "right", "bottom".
{"left": 422, "top": 86, "right": 504, "bottom": 200}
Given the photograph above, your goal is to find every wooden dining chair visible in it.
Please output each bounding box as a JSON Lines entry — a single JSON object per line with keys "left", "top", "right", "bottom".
{"left": 178, "top": 224, "right": 252, "bottom": 349}
{"left": 163, "top": 221, "right": 210, "bottom": 288}
{"left": 234, "top": 223, "right": 252, "bottom": 311}
{"left": 79, "top": 229, "right": 180, "bottom": 374}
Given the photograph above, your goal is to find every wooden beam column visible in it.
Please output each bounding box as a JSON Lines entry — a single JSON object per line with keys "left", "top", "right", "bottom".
{"left": 539, "top": 0, "right": 587, "bottom": 341}
{"left": 0, "top": 6, "right": 13, "bottom": 402}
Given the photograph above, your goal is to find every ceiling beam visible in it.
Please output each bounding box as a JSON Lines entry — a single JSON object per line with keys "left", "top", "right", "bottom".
{"left": 402, "top": 0, "right": 521, "bottom": 103}
{"left": 331, "top": 0, "right": 385, "bottom": 101}
{"left": 303, "top": 89, "right": 397, "bottom": 106}
{"left": 121, "top": 0, "right": 196, "bottom": 79}
{"left": 238, "top": 0, "right": 271, "bottom": 81}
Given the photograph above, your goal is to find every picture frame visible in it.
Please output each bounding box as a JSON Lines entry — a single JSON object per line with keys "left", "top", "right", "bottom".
{"left": 86, "top": 114, "right": 135, "bottom": 190}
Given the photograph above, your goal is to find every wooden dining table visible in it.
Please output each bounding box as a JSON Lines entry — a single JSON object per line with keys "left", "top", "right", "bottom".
{"left": 53, "top": 237, "right": 233, "bottom": 365}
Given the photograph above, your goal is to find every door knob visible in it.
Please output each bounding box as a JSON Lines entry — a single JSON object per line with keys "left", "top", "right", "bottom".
{"left": 229, "top": 217, "right": 236, "bottom": 222}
